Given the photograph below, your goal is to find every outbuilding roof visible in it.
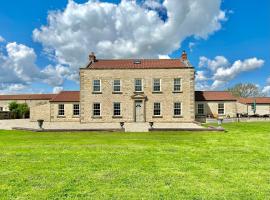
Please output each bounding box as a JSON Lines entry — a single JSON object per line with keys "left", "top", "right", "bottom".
{"left": 50, "top": 91, "right": 80, "bottom": 102}
{"left": 195, "top": 91, "right": 237, "bottom": 101}
{"left": 0, "top": 94, "right": 56, "bottom": 101}
{"left": 238, "top": 97, "right": 270, "bottom": 104}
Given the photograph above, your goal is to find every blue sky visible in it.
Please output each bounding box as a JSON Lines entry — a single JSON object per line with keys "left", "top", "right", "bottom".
{"left": 0, "top": 0, "right": 269, "bottom": 94}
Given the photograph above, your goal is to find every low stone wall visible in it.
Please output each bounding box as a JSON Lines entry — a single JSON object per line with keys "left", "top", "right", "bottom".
{"left": 198, "top": 117, "right": 270, "bottom": 123}
{"left": 0, "top": 111, "right": 11, "bottom": 120}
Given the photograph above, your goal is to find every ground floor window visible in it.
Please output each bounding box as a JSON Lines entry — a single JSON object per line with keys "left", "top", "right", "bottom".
{"left": 174, "top": 102, "right": 182, "bottom": 116}
{"left": 113, "top": 102, "right": 121, "bottom": 116}
{"left": 58, "top": 104, "right": 65, "bottom": 116}
{"left": 93, "top": 103, "right": 101, "bottom": 116}
{"left": 73, "top": 104, "right": 80, "bottom": 116}
{"left": 153, "top": 102, "right": 161, "bottom": 116}
{"left": 0, "top": 107, "right": 3, "bottom": 111}
{"left": 218, "top": 103, "right": 225, "bottom": 115}
{"left": 197, "top": 103, "right": 204, "bottom": 115}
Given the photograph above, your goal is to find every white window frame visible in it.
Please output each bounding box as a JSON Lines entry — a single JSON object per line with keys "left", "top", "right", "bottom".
{"left": 93, "top": 102, "right": 101, "bottom": 116}
{"left": 153, "top": 78, "right": 161, "bottom": 92}
{"left": 134, "top": 79, "right": 143, "bottom": 92}
{"left": 113, "top": 79, "right": 121, "bottom": 92}
{"left": 113, "top": 102, "right": 121, "bottom": 116}
{"left": 73, "top": 104, "right": 80, "bottom": 116}
{"left": 174, "top": 102, "right": 182, "bottom": 116}
{"left": 58, "top": 104, "right": 65, "bottom": 116}
{"left": 153, "top": 102, "right": 161, "bottom": 116}
{"left": 173, "top": 78, "right": 182, "bottom": 92}
{"left": 197, "top": 103, "right": 205, "bottom": 115}
{"left": 218, "top": 103, "right": 225, "bottom": 115}
{"left": 93, "top": 79, "right": 101, "bottom": 92}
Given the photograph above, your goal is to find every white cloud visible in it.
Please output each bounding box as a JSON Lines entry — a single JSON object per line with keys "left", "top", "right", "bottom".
{"left": 53, "top": 86, "right": 63, "bottom": 94}
{"left": 158, "top": 54, "right": 170, "bottom": 59}
{"left": 188, "top": 42, "right": 195, "bottom": 52}
{"left": 33, "top": 0, "right": 226, "bottom": 79}
{"left": 0, "top": 35, "right": 5, "bottom": 42}
{"left": 196, "top": 56, "right": 265, "bottom": 90}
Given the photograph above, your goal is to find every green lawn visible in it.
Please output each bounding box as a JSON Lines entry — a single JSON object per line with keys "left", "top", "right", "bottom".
{"left": 0, "top": 122, "right": 269, "bottom": 199}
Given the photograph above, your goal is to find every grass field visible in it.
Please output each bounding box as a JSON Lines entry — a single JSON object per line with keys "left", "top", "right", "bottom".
{"left": 0, "top": 122, "right": 269, "bottom": 199}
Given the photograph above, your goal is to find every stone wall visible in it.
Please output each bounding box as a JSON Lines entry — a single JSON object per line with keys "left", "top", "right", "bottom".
{"left": 195, "top": 101, "right": 238, "bottom": 118}
{"left": 50, "top": 102, "right": 80, "bottom": 122}
{"left": 80, "top": 68, "right": 195, "bottom": 123}
{"left": 30, "top": 102, "right": 51, "bottom": 122}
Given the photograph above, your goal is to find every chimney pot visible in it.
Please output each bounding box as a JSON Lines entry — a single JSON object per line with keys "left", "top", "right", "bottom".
{"left": 181, "top": 50, "right": 187, "bottom": 61}
{"left": 89, "top": 52, "right": 96, "bottom": 62}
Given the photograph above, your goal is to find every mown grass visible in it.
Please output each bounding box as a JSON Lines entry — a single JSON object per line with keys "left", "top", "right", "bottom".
{"left": 0, "top": 122, "right": 269, "bottom": 199}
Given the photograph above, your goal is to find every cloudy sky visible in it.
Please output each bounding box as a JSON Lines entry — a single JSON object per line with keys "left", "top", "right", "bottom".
{"left": 0, "top": 0, "right": 269, "bottom": 95}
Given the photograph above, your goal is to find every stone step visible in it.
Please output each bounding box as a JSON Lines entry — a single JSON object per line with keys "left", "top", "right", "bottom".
{"left": 124, "top": 122, "right": 149, "bottom": 132}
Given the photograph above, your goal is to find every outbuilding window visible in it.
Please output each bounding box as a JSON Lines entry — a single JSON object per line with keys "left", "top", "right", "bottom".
{"left": 73, "top": 104, "right": 80, "bottom": 116}
{"left": 218, "top": 103, "right": 225, "bottom": 115}
{"left": 58, "top": 104, "right": 65, "bottom": 116}
{"left": 197, "top": 104, "right": 204, "bottom": 115}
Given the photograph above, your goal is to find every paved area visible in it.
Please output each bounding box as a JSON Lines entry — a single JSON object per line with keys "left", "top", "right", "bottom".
{"left": 0, "top": 119, "right": 204, "bottom": 132}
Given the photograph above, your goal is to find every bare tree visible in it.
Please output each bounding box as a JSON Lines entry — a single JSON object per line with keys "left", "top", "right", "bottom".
{"left": 227, "top": 83, "right": 265, "bottom": 98}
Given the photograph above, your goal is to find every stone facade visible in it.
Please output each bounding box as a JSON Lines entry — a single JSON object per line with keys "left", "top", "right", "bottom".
{"left": 195, "top": 101, "right": 238, "bottom": 118}
{"left": 80, "top": 68, "right": 195, "bottom": 123}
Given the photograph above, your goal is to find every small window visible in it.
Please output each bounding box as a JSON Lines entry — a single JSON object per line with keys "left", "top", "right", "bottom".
{"left": 135, "top": 79, "right": 143, "bottom": 92}
{"left": 153, "top": 79, "right": 161, "bottom": 92}
{"left": 58, "top": 104, "right": 65, "bottom": 116}
{"left": 93, "top": 80, "right": 101, "bottom": 92}
{"left": 174, "top": 102, "right": 182, "bottom": 116}
{"left": 0, "top": 107, "right": 3, "bottom": 111}
{"left": 173, "top": 78, "right": 182, "bottom": 92}
{"left": 93, "top": 103, "right": 101, "bottom": 116}
{"left": 197, "top": 104, "right": 204, "bottom": 115}
{"left": 153, "top": 102, "right": 161, "bottom": 116}
{"left": 218, "top": 103, "right": 225, "bottom": 115}
{"left": 113, "top": 80, "right": 121, "bottom": 92}
{"left": 113, "top": 102, "right": 121, "bottom": 116}
{"left": 73, "top": 104, "right": 80, "bottom": 116}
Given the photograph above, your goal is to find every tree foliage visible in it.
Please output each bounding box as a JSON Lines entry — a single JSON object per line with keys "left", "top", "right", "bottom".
{"left": 8, "top": 101, "right": 30, "bottom": 119}
{"left": 227, "top": 83, "right": 265, "bottom": 98}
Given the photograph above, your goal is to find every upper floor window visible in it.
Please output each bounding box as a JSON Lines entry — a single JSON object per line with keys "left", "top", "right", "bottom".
{"left": 113, "top": 80, "right": 121, "bottom": 92}
{"left": 153, "top": 102, "right": 161, "bottom": 116}
{"left": 153, "top": 79, "right": 161, "bottom": 92}
{"left": 93, "top": 80, "right": 101, "bottom": 92}
{"left": 173, "top": 78, "right": 182, "bottom": 92}
{"left": 174, "top": 102, "right": 182, "bottom": 116}
{"left": 58, "top": 104, "right": 65, "bottom": 116}
{"left": 93, "top": 103, "right": 101, "bottom": 116}
{"left": 73, "top": 104, "right": 80, "bottom": 116}
{"left": 135, "top": 79, "right": 143, "bottom": 92}
{"left": 218, "top": 103, "right": 225, "bottom": 115}
{"left": 197, "top": 104, "right": 204, "bottom": 115}
{"left": 113, "top": 102, "right": 121, "bottom": 116}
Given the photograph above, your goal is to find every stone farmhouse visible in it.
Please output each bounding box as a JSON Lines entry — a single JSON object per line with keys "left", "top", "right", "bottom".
{"left": 0, "top": 51, "right": 270, "bottom": 123}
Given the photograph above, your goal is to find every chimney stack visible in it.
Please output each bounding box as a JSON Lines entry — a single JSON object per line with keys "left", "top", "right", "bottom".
{"left": 89, "top": 52, "right": 96, "bottom": 62}
{"left": 181, "top": 50, "right": 187, "bottom": 61}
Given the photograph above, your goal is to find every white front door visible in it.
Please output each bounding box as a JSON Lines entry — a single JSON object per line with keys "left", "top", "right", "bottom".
{"left": 135, "top": 100, "right": 144, "bottom": 122}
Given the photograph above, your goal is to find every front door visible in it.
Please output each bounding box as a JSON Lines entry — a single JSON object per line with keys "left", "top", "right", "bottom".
{"left": 135, "top": 100, "right": 144, "bottom": 122}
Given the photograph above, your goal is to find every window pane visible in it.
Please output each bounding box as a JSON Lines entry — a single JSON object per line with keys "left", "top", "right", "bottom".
{"left": 113, "top": 102, "right": 121, "bottom": 116}
{"left": 154, "top": 102, "right": 161, "bottom": 116}
{"left": 174, "top": 78, "right": 181, "bottom": 91}
{"left": 153, "top": 79, "right": 161, "bottom": 91}
{"left": 174, "top": 102, "right": 181, "bottom": 116}
{"left": 93, "top": 103, "right": 101, "bottom": 116}
{"left": 113, "top": 80, "right": 121, "bottom": 92}
{"left": 135, "top": 79, "right": 142, "bottom": 91}
{"left": 218, "top": 103, "right": 224, "bottom": 114}
{"left": 198, "top": 104, "right": 204, "bottom": 115}
{"left": 73, "top": 104, "right": 80, "bottom": 116}
{"left": 58, "top": 104, "right": 65, "bottom": 116}
{"left": 93, "top": 80, "right": 101, "bottom": 92}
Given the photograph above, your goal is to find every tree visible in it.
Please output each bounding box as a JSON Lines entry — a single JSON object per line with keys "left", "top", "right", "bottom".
{"left": 227, "top": 83, "right": 265, "bottom": 98}
{"left": 8, "top": 101, "right": 29, "bottom": 119}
